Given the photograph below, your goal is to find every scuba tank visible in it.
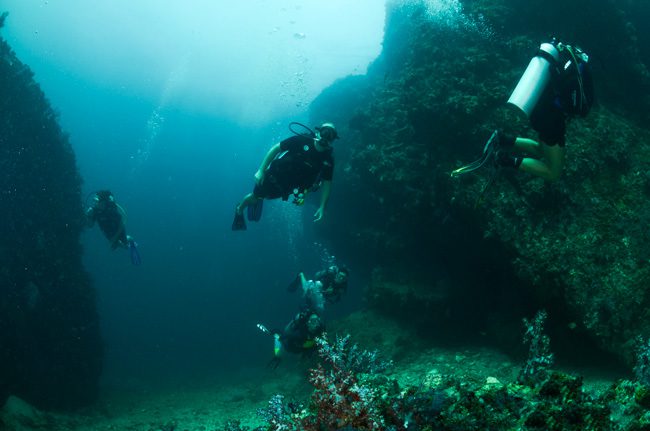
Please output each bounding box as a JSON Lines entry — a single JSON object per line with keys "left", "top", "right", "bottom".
{"left": 507, "top": 42, "right": 560, "bottom": 117}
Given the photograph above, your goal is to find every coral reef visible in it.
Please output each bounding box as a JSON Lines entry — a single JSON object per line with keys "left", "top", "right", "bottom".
{"left": 0, "top": 17, "right": 102, "bottom": 409}
{"left": 518, "top": 310, "right": 554, "bottom": 387}
{"left": 224, "top": 328, "right": 649, "bottom": 431}
{"left": 634, "top": 337, "right": 650, "bottom": 387}
{"left": 254, "top": 334, "right": 394, "bottom": 430}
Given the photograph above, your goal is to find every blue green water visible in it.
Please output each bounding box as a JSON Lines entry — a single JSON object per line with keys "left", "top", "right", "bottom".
{"left": 1, "top": 0, "right": 384, "bottom": 390}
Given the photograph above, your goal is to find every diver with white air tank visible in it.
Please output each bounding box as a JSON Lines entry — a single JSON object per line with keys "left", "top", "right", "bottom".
{"left": 495, "top": 38, "right": 595, "bottom": 181}
{"left": 452, "top": 38, "right": 594, "bottom": 182}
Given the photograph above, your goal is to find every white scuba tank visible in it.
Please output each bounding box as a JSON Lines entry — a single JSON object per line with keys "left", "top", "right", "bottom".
{"left": 507, "top": 42, "right": 560, "bottom": 117}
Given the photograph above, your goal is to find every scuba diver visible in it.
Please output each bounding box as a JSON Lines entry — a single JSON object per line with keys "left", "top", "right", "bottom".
{"left": 86, "top": 190, "right": 141, "bottom": 265}
{"left": 288, "top": 265, "right": 349, "bottom": 304}
{"left": 287, "top": 271, "right": 326, "bottom": 313}
{"left": 232, "top": 122, "right": 338, "bottom": 231}
{"left": 257, "top": 308, "right": 325, "bottom": 369}
{"left": 452, "top": 39, "right": 594, "bottom": 182}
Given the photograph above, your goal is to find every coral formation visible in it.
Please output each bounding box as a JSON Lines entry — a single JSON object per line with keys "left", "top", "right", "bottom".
{"left": 0, "top": 16, "right": 102, "bottom": 409}
{"left": 254, "top": 334, "right": 394, "bottom": 430}
{"left": 224, "top": 329, "right": 649, "bottom": 431}
{"left": 518, "top": 310, "right": 554, "bottom": 387}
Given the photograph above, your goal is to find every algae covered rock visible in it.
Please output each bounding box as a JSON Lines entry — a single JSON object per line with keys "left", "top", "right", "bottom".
{"left": 0, "top": 395, "right": 51, "bottom": 431}
{"left": 0, "top": 17, "right": 102, "bottom": 409}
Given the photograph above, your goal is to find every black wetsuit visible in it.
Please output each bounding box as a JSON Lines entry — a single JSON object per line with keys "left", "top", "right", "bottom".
{"left": 254, "top": 135, "right": 334, "bottom": 200}
{"left": 529, "top": 49, "right": 594, "bottom": 147}
{"left": 88, "top": 198, "right": 127, "bottom": 248}
{"left": 315, "top": 267, "right": 348, "bottom": 303}
{"left": 529, "top": 81, "right": 567, "bottom": 147}
{"left": 279, "top": 311, "right": 324, "bottom": 355}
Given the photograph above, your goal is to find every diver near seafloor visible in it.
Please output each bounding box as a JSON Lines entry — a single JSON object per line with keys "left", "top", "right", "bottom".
{"left": 288, "top": 264, "right": 349, "bottom": 305}
{"left": 232, "top": 122, "right": 338, "bottom": 231}
{"left": 256, "top": 269, "right": 327, "bottom": 368}
{"left": 86, "top": 190, "right": 141, "bottom": 265}
{"left": 452, "top": 38, "right": 594, "bottom": 182}
{"left": 256, "top": 307, "right": 325, "bottom": 369}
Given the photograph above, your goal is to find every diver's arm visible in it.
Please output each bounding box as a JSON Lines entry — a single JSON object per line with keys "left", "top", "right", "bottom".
{"left": 299, "top": 272, "right": 308, "bottom": 289}
{"left": 116, "top": 204, "right": 127, "bottom": 222}
{"left": 255, "top": 144, "right": 282, "bottom": 183}
{"left": 314, "top": 180, "right": 331, "bottom": 222}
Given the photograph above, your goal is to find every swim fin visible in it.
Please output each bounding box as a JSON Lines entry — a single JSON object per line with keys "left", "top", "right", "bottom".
{"left": 451, "top": 129, "right": 499, "bottom": 177}
{"left": 232, "top": 210, "right": 247, "bottom": 231}
{"left": 287, "top": 273, "right": 302, "bottom": 292}
{"left": 128, "top": 237, "right": 141, "bottom": 265}
{"left": 247, "top": 199, "right": 264, "bottom": 222}
{"left": 474, "top": 162, "right": 500, "bottom": 209}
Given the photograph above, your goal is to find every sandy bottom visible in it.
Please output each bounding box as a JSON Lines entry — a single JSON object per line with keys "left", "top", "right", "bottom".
{"left": 69, "top": 369, "right": 312, "bottom": 430}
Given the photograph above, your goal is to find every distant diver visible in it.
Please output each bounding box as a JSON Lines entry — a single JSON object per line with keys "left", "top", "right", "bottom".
{"left": 453, "top": 38, "right": 594, "bottom": 182}
{"left": 256, "top": 308, "right": 325, "bottom": 369}
{"left": 86, "top": 190, "right": 141, "bottom": 265}
{"left": 288, "top": 264, "right": 349, "bottom": 305}
{"left": 232, "top": 122, "right": 339, "bottom": 231}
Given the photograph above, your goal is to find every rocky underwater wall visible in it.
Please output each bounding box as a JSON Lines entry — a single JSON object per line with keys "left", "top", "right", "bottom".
{"left": 309, "top": 0, "right": 650, "bottom": 368}
{"left": 0, "top": 14, "right": 102, "bottom": 410}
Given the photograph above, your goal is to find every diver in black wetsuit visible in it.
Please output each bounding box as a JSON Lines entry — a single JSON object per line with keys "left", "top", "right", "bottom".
{"left": 232, "top": 122, "right": 338, "bottom": 230}
{"left": 257, "top": 309, "right": 325, "bottom": 369}
{"left": 257, "top": 277, "right": 326, "bottom": 368}
{"left": 86, "top": 190, "right": 141, "bottom": 265}
{"left": 278, "top": 310, "right": 325, "bottom": 355}
{"left": 288, "top": 265, "right": 349, "bottom": 304}
{"left": 495, "top": 40, "right": 594, "bottom": 181}
{"left": 453, "top": 40, "right": 594, "bottom": 183}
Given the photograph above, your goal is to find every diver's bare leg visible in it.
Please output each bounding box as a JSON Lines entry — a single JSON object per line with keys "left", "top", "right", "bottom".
{"left": 299, "top": 272, "right": 308, "bottom": 294}
{"left": 236, "top": 193, "right": 260, "bottom": 215}
{"left": 513, "top": 137, "right": 544, "bottom": 159}
{"left": 519, "top": 144, "right": 565, "bottom": 181}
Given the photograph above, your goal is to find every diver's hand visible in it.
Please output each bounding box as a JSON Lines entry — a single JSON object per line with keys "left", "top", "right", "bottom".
{"left": 313, "top": 207, "right": 324, "bottom": 222}
{"left": 254, "top": 169, "right": 265, "bottom": 185}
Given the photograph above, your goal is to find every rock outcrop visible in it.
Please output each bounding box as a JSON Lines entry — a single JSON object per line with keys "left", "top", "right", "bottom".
{"left": 0, "top": 15, "right": 102, "bottom": 409}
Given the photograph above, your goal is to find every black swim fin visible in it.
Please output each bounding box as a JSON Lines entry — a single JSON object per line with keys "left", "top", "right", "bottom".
{"left": 247, "top": 199, "right": 264, "bottom": 222}
{"left": 450, "top": 129, "right": 499, "bottom": 177}
{"left": 232, "top": 210, "right": 247, "bottom": 231}
{"left": 287, "top": 273, "right": 302, "bottom": 292}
